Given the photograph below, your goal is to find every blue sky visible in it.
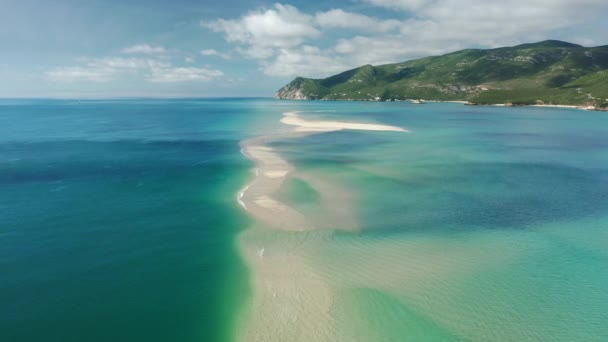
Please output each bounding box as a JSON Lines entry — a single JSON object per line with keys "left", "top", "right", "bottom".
{"left": 1, "top": 0, "right": 607, "bottom": 98}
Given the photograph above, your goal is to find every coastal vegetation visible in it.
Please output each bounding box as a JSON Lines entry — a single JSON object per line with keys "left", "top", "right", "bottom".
{"left": 276, "top": 40, "right": 608, "bottom": 108}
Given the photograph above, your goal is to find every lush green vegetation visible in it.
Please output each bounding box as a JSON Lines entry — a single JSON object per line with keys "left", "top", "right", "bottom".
{"left": 276, "top": 40, "right": 608, "bottom": 108}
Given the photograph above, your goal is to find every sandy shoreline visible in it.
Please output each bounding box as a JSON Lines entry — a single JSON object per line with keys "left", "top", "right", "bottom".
{"left": 235, "top": 111, "right": 407, "bottom": 341}
{"left": 281, "top": 111, "right": 408, "bottom": 132}
{"left": 238, "top": 137, "right": 311, "bottom": 231}
{"left": 237, "top": 111, "right": 408, "bottom": 230}
{"left": 422, "top": 99, "right": 601, "bottom": 111}
{"left": 283, "top": 97, "right": 605, "bottom": 111}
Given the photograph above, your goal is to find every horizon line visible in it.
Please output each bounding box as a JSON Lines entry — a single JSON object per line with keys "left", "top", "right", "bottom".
{"left": 0, "top": 96, "right": 275, "bottom": 100}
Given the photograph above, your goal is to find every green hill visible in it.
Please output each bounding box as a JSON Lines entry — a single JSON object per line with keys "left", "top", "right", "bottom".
{"left": 276, "top": 40, "right": 608, "bottom": 108}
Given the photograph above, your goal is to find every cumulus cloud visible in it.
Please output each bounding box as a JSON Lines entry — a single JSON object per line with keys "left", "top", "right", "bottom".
{"left": 121, "top": 44, "right": 167, "bottom": 54}
{"left": 204, "top": 3, "right": 319, "bottom": 57}
{"left": 204, "top": 5, "right": 399, "bottom": 59}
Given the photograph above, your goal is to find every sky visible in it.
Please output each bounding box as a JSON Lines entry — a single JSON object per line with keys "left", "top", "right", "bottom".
{"left": 1, "top": 0, "right": 607, "bottom": 98}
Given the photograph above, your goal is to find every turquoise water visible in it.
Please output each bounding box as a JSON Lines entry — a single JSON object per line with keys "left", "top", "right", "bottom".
{"left": 2, "top": 99, "right": 608, "bottom": 341}
{"left": 0, "top": 99, "right": 274, "bottom": 341}
{"left": 256, "top": 101, "right": 608, "bottom": 340}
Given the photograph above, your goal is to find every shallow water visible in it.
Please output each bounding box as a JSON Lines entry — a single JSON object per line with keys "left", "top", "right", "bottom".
{"left": 2, "top": 99, "right": 607, "bottom": 341}
{"left": 240, "top": 101, "right": 608, "bottom": 341}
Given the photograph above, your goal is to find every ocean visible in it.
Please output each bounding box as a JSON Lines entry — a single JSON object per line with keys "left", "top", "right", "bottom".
{"left": 1, "top": 98, "right": 607, "bottom": 341}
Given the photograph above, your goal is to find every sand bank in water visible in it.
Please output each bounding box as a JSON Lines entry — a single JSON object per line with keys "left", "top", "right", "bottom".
{"left": 238, "top": 111, "right": 408, "bottom": 231}
{"left": 236, "top": 111, "right": 408, "bottom": 341}
{"left": 281, "top": 111, "right": 409, "bottom": 133}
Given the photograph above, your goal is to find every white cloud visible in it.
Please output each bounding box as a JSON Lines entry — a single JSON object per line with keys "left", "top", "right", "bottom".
{"left": 333, "top": 33, "right": 468, "bottom": 66}
{"left": 147, "top": 67, "right": 223, "bottom": 82}
{"left": 364, "top": 0, "right": 608, "bottom": 15}
{"left": 85, "top": 57, "right": 170, "bottom": 69}
{"left": 206, "top": 1, "right": 608, "bottom": 78}
{"left": 121, "top": 44, "right": 167, "bottom": 54}
{"left": 47, "top": 56, "right": 222, "bottom": 83}
{"left": 201, "top": 49, "right": 219, "bottom": 55}
{"left": 315, "top": 9, "right": 400, "bottom": 32}
{"left": 200, "top": 49, "right": 231, "bottom": 59}
{"left": 204, "top": 4, "right": 320, "bottom": 57}
{"left": 45, "top": 57, "right": 157, "bottom": 82}
{"left": 235, "top": 45, "right": 275, "bottom": 59}
{"left": 361, "top": 0, "right": 433, "bottom": 11}
{"left": 46, "top": 67, "right": 114, "bottom": 82}
{"left": 262, "top": 46, "right": 348, "bottom": 77}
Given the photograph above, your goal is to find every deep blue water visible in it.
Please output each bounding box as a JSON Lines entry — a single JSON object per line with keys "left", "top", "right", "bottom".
{"left": 0, "top": 99, "right": 267, "bottom": 342}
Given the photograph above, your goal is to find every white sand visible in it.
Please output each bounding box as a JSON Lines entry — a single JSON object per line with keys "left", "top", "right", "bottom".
{"left": 264, "top": 170, "right": 288, "bottom": 178}
{"left": 238, "top": 111, "right": 408, "bottom": 230}
{"left": 237, "top": 229, "right": 338, "bottom": 342}
{"left": 531, "top": 104, "right": 597, "bottom": 110}
{"left": 236, "top": 110, "right": 409, "bottom": 341}
{"left": 254, "top": 195, "right": 283, "bottom": 210}
{"left": 281, "top": 111, "right": 408, "bottom": 133}
{"left": 238, "top": 139, "right": 310, "bottom": 231}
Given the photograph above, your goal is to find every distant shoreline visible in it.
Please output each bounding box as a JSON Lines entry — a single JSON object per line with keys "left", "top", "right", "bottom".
{"left": 464, "top": 102, "right": 603, "bottom": 111}
{"left": 276, "top": 97, "right": 607, "bottom": 111}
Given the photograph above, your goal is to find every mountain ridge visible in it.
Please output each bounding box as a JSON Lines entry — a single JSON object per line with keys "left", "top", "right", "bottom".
{"left": 276, "top": 40, "right": 608, "bottom": 109}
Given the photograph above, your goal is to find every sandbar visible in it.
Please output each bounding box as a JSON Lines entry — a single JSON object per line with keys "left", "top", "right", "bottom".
{"left": 280, "top": 111, "right": 409, "bottom": 133}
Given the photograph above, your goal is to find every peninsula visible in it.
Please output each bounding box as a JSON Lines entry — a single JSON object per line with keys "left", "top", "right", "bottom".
{"left": 276, "top": 40, "right": 608, "bottom": 109}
